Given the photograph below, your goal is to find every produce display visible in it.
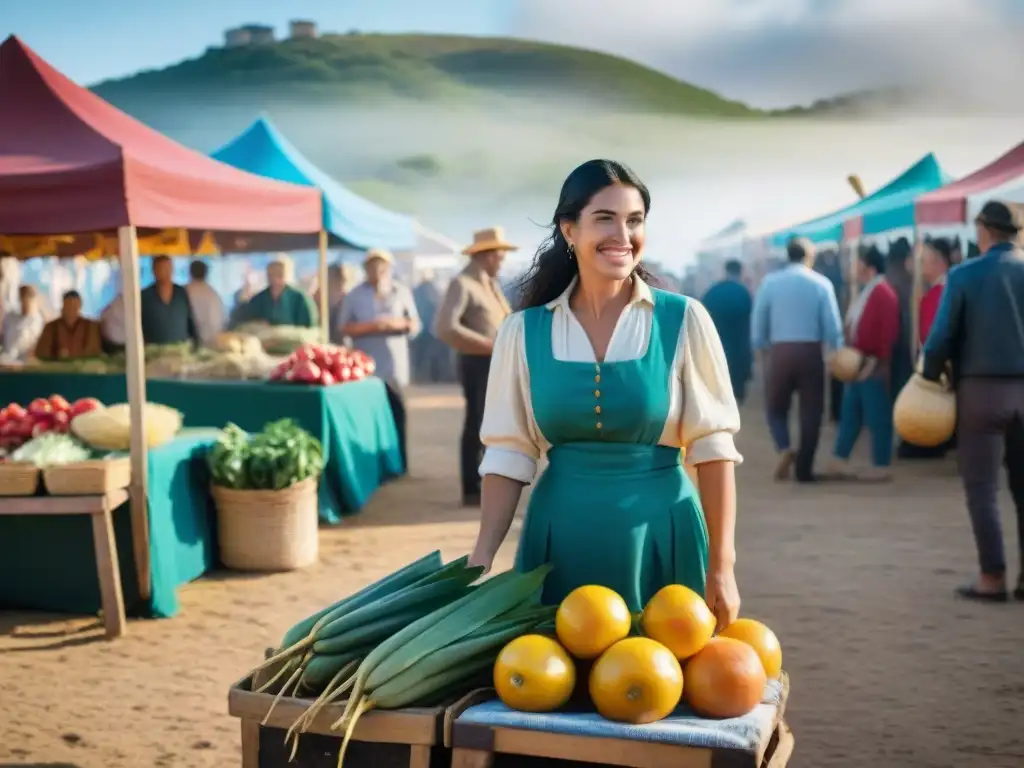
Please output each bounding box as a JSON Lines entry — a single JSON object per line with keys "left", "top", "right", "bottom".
{"left": 493, "top": 582, "right": 783, "bottom": 724}
{"left": 269, "top": 344, "right": 376, "bottom": 386}
{"left": 9, "top": 432, "right": 93, "bottom": 467}
{"left": 233, "top": 322, "right": 324, "bottom": 356}
{"left": 245, "top": 552, "right": 555, "bottom": 766}
{"left": 71, "top": 402, "right": 182, "bottom": 451}
{"left": 0, "top": 396, "right": 103, "bottom": 453}
{"left": 208, "top": 420, "right": 324, "bottom": 491}
{"left": 244, "top": 554, "right": 784, "bottom": 767}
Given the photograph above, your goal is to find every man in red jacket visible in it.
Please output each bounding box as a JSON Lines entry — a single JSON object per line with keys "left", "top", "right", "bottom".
{"left": 829, "top": 246, "right": 900, "bottom": 481}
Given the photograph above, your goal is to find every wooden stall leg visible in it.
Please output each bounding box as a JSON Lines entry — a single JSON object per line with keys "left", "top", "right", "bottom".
{"left": 240, "top": 719, "right": 260, "bottom": 768}
{"left": 409, "top": 744, "right": 432, "bottom": 768}
{"left": 450, "top": 748, "right": 494, "bottom": 768}
{"left": 90, "top": 508, "right": 126, "bottom": 639}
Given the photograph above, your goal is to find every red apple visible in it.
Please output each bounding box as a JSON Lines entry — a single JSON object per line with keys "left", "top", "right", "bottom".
{"left": 49, "top": 395, "right": 71, "bottom": 413}
{"left": 6, "top": 403, "right": 27, "bottom": 421}
{"left": 27, "top": 398, "right": 52, "bottom": 418}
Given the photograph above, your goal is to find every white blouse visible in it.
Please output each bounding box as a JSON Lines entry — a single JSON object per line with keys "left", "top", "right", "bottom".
{"left": 479, "top": 277, "right": 743, "bottom": 484}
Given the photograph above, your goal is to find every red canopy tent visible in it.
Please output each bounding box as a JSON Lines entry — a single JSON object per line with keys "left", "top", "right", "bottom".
{"left": 0, "top": 35, "right": 323, "bottom": 627}
{"left": 0, "top": 35, "right": 321, "bottom": 235}
{"left": 915, "top": 140, "right": 1024, "bottom": 227}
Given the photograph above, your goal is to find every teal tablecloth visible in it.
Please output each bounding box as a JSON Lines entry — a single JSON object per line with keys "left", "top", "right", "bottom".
{"left": 0, "top": 373, "right": 404, "bottom": 521}
{"left": 0, "top": 432, "right": 217, "bottom": 618}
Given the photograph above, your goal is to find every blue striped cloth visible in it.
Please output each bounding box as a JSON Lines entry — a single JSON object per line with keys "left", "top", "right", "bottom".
{"left": 457, "top": 678, "right": 784, "bottom": 752}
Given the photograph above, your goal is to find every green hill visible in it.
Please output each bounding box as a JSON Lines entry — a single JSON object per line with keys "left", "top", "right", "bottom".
{"left": 92, "top": 33, "right": 761, "bottom": 117}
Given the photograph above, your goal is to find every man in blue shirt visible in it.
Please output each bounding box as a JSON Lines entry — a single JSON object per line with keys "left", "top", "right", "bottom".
{"left": 921, "top": 200, "right": 1024, "bottom": 603}
{"left": 752, "top": 237, "right": 844, "bottom": 483}
{"left": 702, "top": 260, "right": 753, "bottom": 404}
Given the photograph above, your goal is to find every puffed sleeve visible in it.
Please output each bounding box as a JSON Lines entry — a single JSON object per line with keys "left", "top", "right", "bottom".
{"left": 678, "top": 301, "right": 743, "bottom": 466}
{"left": 477, "top": 313, "right": 544, "bottom": 484}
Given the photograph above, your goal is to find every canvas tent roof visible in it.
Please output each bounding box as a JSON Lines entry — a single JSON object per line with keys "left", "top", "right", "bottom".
{"left": 915, "top": 140, "right": 1024, "bottom": 227}
{"left": 0, "top": 36, "right": 321, "bottom": 237}
{"left": 770, "top": 153, "right": 948, "bottom": 246}
{"left": 212, "top": 116, "right": 418, "bottom": 252}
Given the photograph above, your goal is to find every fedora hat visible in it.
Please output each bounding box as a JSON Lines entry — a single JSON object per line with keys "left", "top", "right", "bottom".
{"left": 975, "top": 200, "right": 1023, "bottom": 234}
{"left": 363, "top": 248, "right": 394, "bottom": 265}
{"left": 463, "top": 227, "right": 519, "bottom": 256}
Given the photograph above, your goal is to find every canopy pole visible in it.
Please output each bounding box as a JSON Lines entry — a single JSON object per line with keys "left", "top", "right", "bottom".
{"left": 318, "top": 230, "right": 329, "bottom": 343}
{"left": 118, "top": 225, "right": 151, "bottom": 601}
{"left": 910, "top": 230, "right": 924, "bottom": 368}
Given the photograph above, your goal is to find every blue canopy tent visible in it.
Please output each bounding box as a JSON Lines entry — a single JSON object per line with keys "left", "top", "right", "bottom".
{"left": 211, "top": 115, "right": 418, "bottom": 252}
{"left": 769, "top": 153, "right": 949, "bottom": 247}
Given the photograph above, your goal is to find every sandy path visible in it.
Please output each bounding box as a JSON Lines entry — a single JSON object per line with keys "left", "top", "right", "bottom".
{"left": 2, "top": 384, "right": 1023, "bottom": 768}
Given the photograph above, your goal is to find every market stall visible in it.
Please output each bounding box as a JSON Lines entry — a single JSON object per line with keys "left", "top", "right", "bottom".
{"left": 227, "top": 553, "right": 793, "bottom": 768}
{"left": 0, "top": 374, "right": 402, "bottom": 520}
{"left": 0, "top": 34, "right": 323, "bottom": 633}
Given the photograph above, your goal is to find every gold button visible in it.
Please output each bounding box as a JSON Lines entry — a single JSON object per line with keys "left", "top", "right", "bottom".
{"left": 595, "top": 406, "right": 601, "bottom": 414}
{"left": 596, "top": 422, "right": 603, "bottom": 429}
{"left": 594, "top": 390, "right": 601, "bottom": 398}
{"left": 594, "top": 375, "right": 601, "bottom": 383}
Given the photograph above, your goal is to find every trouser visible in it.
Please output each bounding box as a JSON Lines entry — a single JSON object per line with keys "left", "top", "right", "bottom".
{"left": 765, "top": 343, "right": 825, "bottom": 481}
{"left": 956, "top": 378, "right": 1024, "bottom": 577}
{"left": 829, "top": 377, "right": 844, "bottom": 423}
{"left": 834, "top": 374, "right": 894, "bottom": 467}
{"left": 459, "top": 354, "right": 491, "bottom": 497}
{"left": 383, "top": 381, "right": 408, "bottom": 474}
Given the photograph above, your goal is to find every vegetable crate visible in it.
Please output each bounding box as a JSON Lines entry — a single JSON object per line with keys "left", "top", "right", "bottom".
{"left": 228, "top": 653, "right": 488, "bottom": 768}
{"left": 448, "top": 674, "right": 793, "bottom": 768}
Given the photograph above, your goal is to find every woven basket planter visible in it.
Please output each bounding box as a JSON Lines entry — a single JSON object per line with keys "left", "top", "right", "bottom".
{"left": 212, "top": 476, "right": 319, "bottom": 572}
{"left": 0, "top": 462, "right": 40, "bottom": 496}
{"left": 43, "top": 456, "right": 132, "bottom": 495}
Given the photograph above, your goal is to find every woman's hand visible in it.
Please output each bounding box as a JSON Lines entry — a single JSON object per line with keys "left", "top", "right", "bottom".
{"left": 705, "top": 563, "right": 741, "bottom": 633}
{"left": 468, "top": 548, "right": 494, "bottom": 576}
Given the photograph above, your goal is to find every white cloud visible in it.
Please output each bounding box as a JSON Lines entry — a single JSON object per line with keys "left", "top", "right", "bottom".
{"left": 508, "top": 0, "right": 1024, "bottom": 109}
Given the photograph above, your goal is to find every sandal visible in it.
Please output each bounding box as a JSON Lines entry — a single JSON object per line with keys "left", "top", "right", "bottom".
{"left": 955, "top": 584, "right": 1009, "bottom": 603}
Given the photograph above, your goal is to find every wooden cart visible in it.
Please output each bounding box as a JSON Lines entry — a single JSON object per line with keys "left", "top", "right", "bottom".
{"left": 449, "top": 674, "right": 793, "bottom": 768}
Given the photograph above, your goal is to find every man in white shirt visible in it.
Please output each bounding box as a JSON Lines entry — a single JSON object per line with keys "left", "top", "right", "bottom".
{"left": 185, "top": 260, "right": 225, "bottom": 347}
{"left": 0, "top": 284, "right": 45, "bottom": 363}
{"left": 100, "top": 293, "right": 126, "bottom": 352}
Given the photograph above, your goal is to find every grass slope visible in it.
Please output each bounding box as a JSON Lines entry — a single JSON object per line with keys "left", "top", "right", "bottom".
{"left": 93, "top": 33, "right": 760, "bottom": 117}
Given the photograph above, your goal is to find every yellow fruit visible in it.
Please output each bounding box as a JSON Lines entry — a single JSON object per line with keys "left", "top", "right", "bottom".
{"left": 719, "top": 618, "right": 783, "bottom": 679}
{"left": 641, "top": 584, "right": 716, "bottom": 660}
{"left": 494, "top": 635, "right": 576, "bottom": 712}
{"left": 555, "top": 585, "right": 632, "bottom": 660}
{"left": 684, "top": 637, "right": 767, "bottom": 719}
{"left": 589, "top": 637, "right": 683, "bottom": 724}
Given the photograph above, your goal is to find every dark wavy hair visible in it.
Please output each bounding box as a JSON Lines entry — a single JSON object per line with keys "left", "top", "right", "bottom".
{"left": 516, "top": 159, "right": 653, "bottom": 309}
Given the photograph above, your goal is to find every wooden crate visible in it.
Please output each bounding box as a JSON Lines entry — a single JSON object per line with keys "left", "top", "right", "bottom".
{"left": 449, "top": 676, "right": 793, "bottom": 768}
{"left": 228, "top": 661, "right": 490, "bottom": 768}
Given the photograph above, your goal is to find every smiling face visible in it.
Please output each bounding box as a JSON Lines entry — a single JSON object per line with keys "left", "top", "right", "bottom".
{"left": 561, "top": 183, "right": 646, "bottom": 283}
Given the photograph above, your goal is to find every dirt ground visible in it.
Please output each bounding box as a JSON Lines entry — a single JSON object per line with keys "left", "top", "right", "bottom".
{"left": 2, "top": 384, "right": 1023, "bottom": 768}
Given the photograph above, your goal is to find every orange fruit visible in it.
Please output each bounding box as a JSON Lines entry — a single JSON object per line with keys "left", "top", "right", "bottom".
{"left": 684, "top": 637, "right": 767, "bottom": 719}
{"left": 589, "top": 637, "right": 683, "bottom": 724}
{"left": 719, "top": 618, "right": 782, "bottom": 679}
{"left": 641, "top": 584, "right": 716, "bottom": 661}
{"left": 494, "top": 635, "right": 576, "bottom": 712}
{"left": 555, "top": 585, "right": 632, "bottom": 660}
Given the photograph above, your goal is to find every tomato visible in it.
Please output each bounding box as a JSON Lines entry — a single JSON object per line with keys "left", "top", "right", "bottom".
{"left": 27, "top": 398, "right": 52, "bottom": 417}
{"left": 291, "top": 360, "right": 321, "bottom": 384}
{"left": 31, "top": 417, "right": 54, "bottom": 437}
{"left": 363, "top": 359, "right": 376, "bottom": 375}
{"left": 319, "top": 370, "right": 337, "bottom": 386}
{"left": 71, "top": 397, "right": 103, "bottom": 417}
{"left": 6, "top": 403, "right": 26, "bottom": 420}
{"left": 336, "top": 365, "right": 352, "bottom": 382}
{"left": 351, "top": 365, "right": 366, "bottom": 380}
{"left": 49, "top": 395, "right": 71, "bottom": 412}
{"left": 52, "top": 411, "right": 71, "bottom": 432}
{"left": 293, "top": 345, "right": 317, "bottom": 364}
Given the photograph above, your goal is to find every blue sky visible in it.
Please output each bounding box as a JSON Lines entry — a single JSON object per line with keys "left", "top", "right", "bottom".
{"left": 6, "top": 0, "right": 1024, "bottom": 107}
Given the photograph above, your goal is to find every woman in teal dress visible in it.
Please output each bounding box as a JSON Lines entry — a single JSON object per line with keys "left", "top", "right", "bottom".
{"left": 467, "top": 160, "right": 743, "bottom": 630}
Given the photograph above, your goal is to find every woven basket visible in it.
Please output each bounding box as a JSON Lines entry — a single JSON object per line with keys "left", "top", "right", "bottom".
{"left": 43, "top": 457, "right": 132, "bottom": 496}
{"left": 0, "top": 462, "right": 40, "bottom": 496}
{"left": 894, "top": 375, "right": 956, "bottom": 447}
{"left": 212, "top": 476, "right": 319, "bottom": 572}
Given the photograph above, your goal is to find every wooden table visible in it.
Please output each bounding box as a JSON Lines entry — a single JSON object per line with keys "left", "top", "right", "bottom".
{"left": 0, "top": 488, "right": 129, "bottom": 639}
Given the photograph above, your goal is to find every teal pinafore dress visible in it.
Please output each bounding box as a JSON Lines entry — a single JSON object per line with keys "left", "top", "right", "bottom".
{"left": 515, "top": 288, "right": 710, "bottom": 612}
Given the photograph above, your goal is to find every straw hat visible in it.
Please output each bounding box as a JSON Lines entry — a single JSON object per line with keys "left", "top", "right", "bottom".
{"left": 463, "top": 227, "right": 519, "bottom": 256}
{"left": 363, "top": 248, "right": 394, "bottom": 265}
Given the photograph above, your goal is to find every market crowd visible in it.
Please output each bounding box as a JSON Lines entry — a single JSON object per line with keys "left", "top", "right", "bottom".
{"left": 699, "top": 200, "right": 1024, "bottom": 603}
